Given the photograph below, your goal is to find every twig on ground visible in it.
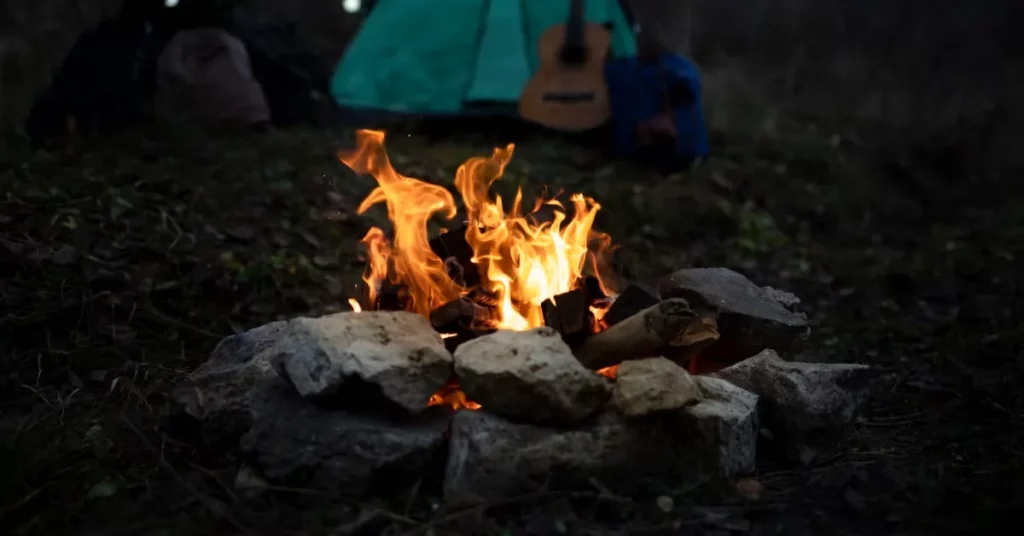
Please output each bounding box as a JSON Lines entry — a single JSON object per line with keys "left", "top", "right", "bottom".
{"left": 139, "top": 305, "right": 222, "bottom": 339}
{"left": 121, "top": 413, "right": 246, "bottom": 531}
{"left": 264, "top": 485, "right": 430, "bottom": 532}
{"left": 397, "top": 490, "right": 633, "bottom": 536}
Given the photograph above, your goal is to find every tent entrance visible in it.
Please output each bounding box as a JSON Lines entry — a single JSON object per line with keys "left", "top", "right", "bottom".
{"left": 329, "top": 0, "right": 637, "bottom": 117}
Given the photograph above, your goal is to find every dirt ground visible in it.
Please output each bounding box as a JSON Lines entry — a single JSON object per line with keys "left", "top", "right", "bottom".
{"left": 1, "top": 122, "right": 1021, "bottom": 535}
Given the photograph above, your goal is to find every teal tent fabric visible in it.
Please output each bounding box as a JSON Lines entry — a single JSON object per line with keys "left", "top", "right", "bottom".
{"left": 330, "top": 0, "right": 637, "bottom": 115}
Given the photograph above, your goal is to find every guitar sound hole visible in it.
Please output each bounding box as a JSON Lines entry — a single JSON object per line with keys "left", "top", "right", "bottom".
{"left": 559, "top": 45, "right": 588, "bottom": 66}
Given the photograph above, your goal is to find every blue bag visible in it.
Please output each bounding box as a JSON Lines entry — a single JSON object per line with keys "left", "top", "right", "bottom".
{"left": 605, "top": 52, "right": 709, "bottom": 171}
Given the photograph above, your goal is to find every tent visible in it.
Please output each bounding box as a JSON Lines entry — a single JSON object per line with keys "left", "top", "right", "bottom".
{"left": 329, "top": 0, "right": 638, "bottom": 117}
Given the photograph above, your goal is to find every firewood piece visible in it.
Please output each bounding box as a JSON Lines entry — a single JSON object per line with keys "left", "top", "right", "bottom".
{"left": 429, "top": 224, "right": 479, "bottom": 287}
{"left": 375, "top": 281, "right": 408, "bottom": 311}
{"left": 430, "top": 297, "right": 477, "bottom": 332}
{"left": 602, "top": 283, "right": 661, "bottom": 327}
{"left": 429, "top": 294, "right": 498, "bottom": 353}
{"left": 582, "top": 275, "right": 607, "bottom": 304}
{"left": 542, "top": 288, "right": 592, "bottom": 347}
{"left": 573, "top": 298, "right": 720, "bottom": 370}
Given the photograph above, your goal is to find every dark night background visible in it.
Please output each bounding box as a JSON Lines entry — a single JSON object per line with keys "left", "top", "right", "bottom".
{"left": 1, "top": 1, "right": 1022, "bottom": 534}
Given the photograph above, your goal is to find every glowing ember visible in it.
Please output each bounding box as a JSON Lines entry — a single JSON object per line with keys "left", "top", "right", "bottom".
{"left": 428, "top": 381, "right": 482, "bottom": 411}
{"left": 338, "top": 129, "right": 615, "bottom": 331}
{"left": 347, "top": 298, "right": 362, "bottom": 312}
{"left": 596, "top": 365, "right": 619, "bottom": 379}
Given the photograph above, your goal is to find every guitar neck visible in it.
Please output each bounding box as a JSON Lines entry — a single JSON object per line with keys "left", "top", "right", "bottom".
{"left": 565, "top": 0, "right": 585, "bottom": 49}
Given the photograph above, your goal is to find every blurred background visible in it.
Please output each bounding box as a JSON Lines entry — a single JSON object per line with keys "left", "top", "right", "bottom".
{"left": 3, "top": 0, "right": 1021, "bottom": 177}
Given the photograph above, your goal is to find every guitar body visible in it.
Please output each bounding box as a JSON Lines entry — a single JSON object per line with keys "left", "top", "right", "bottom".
{"left": 519, "top": 23, "right": 612, "bottom": 132}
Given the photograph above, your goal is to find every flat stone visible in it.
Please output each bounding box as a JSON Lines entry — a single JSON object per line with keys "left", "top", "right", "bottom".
{"left": 169, "top": 319, "right": 450, "bottom": 495}
{"left": 713, "top": 349, "right": 872, "bottom": 432}
{"left": 658, "top": 268, "right": 810, "bottom": 365}
{"left": 453, "top": 327, "right": 612, "bottom": 425}
{"left": 240, "top": 381, "right": 449, "bottom": 494}
{"left": 445, "top": 378, "right": 758, "bottom": 504}
{"left": 612, "top": 357, "right": 703, "bottom": 417}
{"left": 271, "top": 311, "right": 453, "bottom": 414}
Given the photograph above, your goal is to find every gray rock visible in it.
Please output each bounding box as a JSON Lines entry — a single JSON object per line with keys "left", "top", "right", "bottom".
{"left": 272, "top": 311, "right": 453, "bottom": 414}
{"left": 453, "top": 327, "right": 612, "bottom": 425}
{"left": 612, "top": 357, "right": 703, "bottom": 417}
{"left": 169, "top": 320, "right": 449, "bottom": 495}
{"left": 713, "top": 349, "right": 871, "bottom": 432}
{"left": 688, "top": 376, "right": 760, "bottom": 477}
{"left": 658, "top": 268, "right": 810, "bottom": 354}
{"left": 170, "top": 321, "right": 288, "bottom": 439}
{"left": 240, "top": 381, "right": 449, "bottom": 494}
{"left": 445, "top": 379, "right": 758, "bottom": 504}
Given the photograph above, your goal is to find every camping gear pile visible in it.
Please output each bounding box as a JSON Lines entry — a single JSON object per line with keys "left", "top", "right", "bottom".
{"left": 23, "top": 0, "right": 336, "bottom": 145}
{"left": 22, "top": 0, "right": 708, "bottom": 170}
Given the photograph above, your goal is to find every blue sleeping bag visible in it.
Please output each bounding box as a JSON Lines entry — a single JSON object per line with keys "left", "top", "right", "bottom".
{"left": 605, "top": 52, "right": 709, "bottom": 170}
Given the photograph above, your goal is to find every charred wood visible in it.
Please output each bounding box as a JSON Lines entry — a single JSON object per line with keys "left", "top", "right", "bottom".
{"left": 429, "top": 224, "right": 479, "bottom": 287}
{"left": 573, "top": 298, "right": 720, "bottom": 370}
{"left": 541, "top": 288, "right": 593, "bottom": 348}
{"left": 375, "top": 281, "right": 408, "bottom": 311}
{"left": 602, "top": 283, "right": 661, "bottom": 327}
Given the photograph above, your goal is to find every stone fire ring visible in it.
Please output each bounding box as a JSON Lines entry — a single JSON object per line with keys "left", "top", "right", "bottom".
{"left": 167, "top": 268, "right": 872, "bottom": 504}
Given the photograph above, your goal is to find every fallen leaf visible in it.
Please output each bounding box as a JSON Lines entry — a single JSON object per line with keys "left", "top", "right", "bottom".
{"left": 734, "top": 478, "right": 764, "bottom": 500}
{"left": 85, "top": 479, "right": 118, "bottom": 500}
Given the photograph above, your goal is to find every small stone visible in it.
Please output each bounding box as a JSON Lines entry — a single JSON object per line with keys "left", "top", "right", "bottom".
{"left": 453, "top": 327, "right": 611, "bottom": 425}
{"left": 656, "top": 495, "right": 675, "bottom": 513}
{"left": 612, "top": 357, "right": 702, "bottom": 417}
{"left": 685, "top": 376, "right": 760, "bottom": 477}
{"left": 658, "top": 268, "right": 810, "bottom": 356}
{"left": 272, "top": 311, "right": 453, "bottom": 414}
{"left": 713, "top": 349, "right": 871, "bottom": 432}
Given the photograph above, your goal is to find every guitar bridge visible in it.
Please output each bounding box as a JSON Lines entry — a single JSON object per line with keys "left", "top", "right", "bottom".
{"left": 542, "top": 91, "right": 597, "bottom": 103}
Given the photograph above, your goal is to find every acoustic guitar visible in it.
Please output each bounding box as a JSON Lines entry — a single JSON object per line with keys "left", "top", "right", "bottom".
{"left": 518, "top": 0, "right": 612, "bottom": 132}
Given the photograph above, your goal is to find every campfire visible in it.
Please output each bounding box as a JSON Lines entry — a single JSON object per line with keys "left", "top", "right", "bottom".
{"left": 340, "top": 129, "right": 612, "bottom": 332}
{"left": 338, "top": 129, "right": 727, "bottom": 408}
{"left": 170, "top": 131, "right": 873, "bottom": 504}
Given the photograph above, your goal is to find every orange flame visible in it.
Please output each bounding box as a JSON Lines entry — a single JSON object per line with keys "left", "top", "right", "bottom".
{"left": 339, "top": 129, "right": 614, "bottom": 330}
{"left": 428, "top": 381, "right": 482, "bottom": 411}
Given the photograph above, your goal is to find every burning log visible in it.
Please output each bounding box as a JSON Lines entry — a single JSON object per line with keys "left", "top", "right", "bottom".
{"left": 541, "top": 288, "right": 591, "bottom": 347}
{"left": 429, "top": 297, "right": 479, "bottom": 333}
{"left": 572, "top": 298, "right": 721, "bottom": 370}
{"left": 582, "top": 275, "right": 608, "bottom": 304}
{"left": 429, "top": 224, "right": 480, "bottom": 288}
{"left": 541, "top": 275, "right": 612, "bottom": 347}
{"left": 375, "top": 281, "right": 408, "bottom": 311}
{"left": 601, "top": 283, "right": 661, "bottom": 327}
{"left": 429, "top": 288, "right": 502, "bottom": 351}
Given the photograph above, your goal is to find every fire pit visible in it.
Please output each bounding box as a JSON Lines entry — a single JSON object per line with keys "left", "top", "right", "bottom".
{"left": 170, "top": 130, "right": 871, "bottom": 504}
